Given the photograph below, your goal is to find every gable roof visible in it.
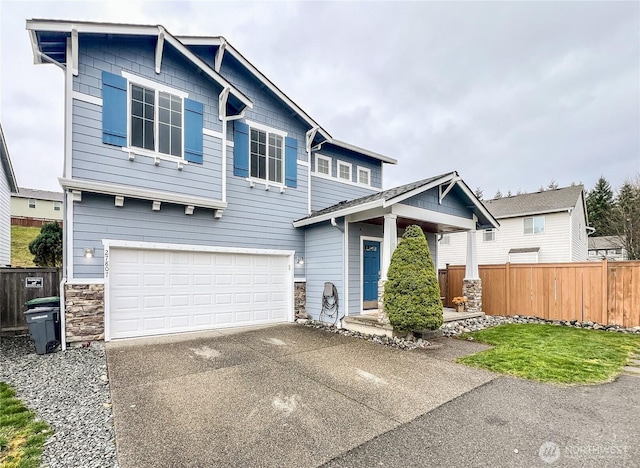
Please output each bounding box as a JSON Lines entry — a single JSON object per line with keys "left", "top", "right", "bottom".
{"left": 588, "top": 236, "right": 625, "bottom": 250}
{"left": 0, "top": 124, "right": 18, "bottom": 193}
{"left": 26, "top": 19, "right": 252, "bottom": 110}
{"left": 483, "top": 185, "right": 585, "bottom": 219}
{"left": 13, "top": 188, "right": 63, "bottom": 202}
{"left": 293, "top": 172, "right": 499, "bottom": 229}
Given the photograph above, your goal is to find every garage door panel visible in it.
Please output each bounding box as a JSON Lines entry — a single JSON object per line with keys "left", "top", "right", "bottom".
{"left": 109, "top": 248, "right": 290, "bottom": 339}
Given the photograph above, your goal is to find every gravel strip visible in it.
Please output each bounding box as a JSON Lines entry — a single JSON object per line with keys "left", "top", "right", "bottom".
{"left": 0, "top": 335, "right": 118, "bottom": 467}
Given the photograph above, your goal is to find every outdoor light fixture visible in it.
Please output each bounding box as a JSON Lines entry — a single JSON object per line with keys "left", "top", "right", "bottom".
{"left": 84, "top": 248, "right": 94, "bottom": 259}
{"left": 296, "top": 257, "right": 304, "bottom": 265}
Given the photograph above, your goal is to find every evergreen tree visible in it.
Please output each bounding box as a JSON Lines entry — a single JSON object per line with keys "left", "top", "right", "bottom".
{"left": 383, "top": 225, "right": 443, "bottom": 332}
{"left": 494, "top": 190, "right": 503, "bottom": 199}
{"left": 613, "top": 176, "right": 640, "bottom": 260}
{"left": 506, "top": 190, "right": 512, "bottom": 197}
{"left": 474, "top": 186, "right": 483, "bottom": 199}
{"left": 586, "top": 176, "right": 616, "bottom": 237}
{"left": 547, "top": 179, "right": 559, "bottom": 190}
{"left": 29, "top": 222, "right": 63, "bottom": 267}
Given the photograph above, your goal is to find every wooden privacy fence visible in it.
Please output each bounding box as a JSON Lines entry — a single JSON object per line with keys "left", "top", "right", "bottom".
{"left": 440, "top": 260, "right": 640, "bottom": 328}
{"left": 0, "top": 268, "right": 62, "bottom": 334}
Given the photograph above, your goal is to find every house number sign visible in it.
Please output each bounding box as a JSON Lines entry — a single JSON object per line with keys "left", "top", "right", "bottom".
{"left": 365, "top": 245, "right": 378, "bottom": 252}
{"left": 25, "top": 277, "right": 44, "bottom": 288}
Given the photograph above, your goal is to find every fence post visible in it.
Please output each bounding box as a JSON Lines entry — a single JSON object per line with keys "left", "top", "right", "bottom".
{"left": 601, "top": 258, "right": 608, "bottom": 325}
{"left": 505, "top": 262, "right": 511, "bottom": 316}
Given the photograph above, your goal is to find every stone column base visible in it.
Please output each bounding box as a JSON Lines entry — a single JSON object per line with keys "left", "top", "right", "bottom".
{"left": 64, "top": 283, "right": 105, "bottom": 343}
{"left": 294, "top": 282, "right": 307, "bottom": 318}
{"left": 462, "top": 279, "right": 482, "bottom": 313}
{"left": 377, "top": 279, "right": 390, "bottom": 325}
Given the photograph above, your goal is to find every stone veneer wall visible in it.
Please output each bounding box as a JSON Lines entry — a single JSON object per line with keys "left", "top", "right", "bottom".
{"left": 377, "top": 279, "right": 390, "bottom": 324}
{"left": 64, "top": 283, "right": 105, "bottom": 342}
{"left": 294, "top": 282, "right": 306, "bottom": 317}
{"left": 462, "top": 279, "right": 482, "bottom": 313}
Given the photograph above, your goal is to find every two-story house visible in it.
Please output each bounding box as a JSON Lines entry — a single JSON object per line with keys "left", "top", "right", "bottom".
{"left": 1, "top": 124, "right": 19, "bottom": 266}
{"left": 588, "top": 236, "right": 628, "bottom": 261}
{"left": 27, "top": 19, "right": 498, "bottom": 346}
{"left": 437, "top": 185, "right": 589, "bottom": 269}
{"left": 11, "top": 188, "right": 64, "bottom": 227}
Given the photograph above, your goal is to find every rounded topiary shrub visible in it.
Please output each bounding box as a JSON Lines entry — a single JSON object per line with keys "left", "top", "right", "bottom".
{"left": 383, "top": 225, "right": 443, "bottom": 332}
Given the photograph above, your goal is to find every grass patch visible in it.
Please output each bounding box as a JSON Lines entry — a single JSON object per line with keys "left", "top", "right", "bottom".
{"left": 10, "top": 226, "right": 40, "bottom": 267}
{"left": 458, "top": 324, "right": 640, "bottom": 385}
{"left": 0, "top": 382, "right": 51, "bottom": 468}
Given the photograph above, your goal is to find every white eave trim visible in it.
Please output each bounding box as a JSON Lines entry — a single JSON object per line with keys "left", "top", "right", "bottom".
{"left": 292, "top": 199, "right": 384, "bottom": 228}
{"left": 25, "top": 19, "right": 253, "bottom": 110}
{"left": 58, "top": 177, "right": 227, "bottom": 210}
{"left": 329, "top": 139, "right": 398, "bottom": 165}
{"left": 494, "top": 207, "right": 575, "bottom": 220}
{"left": 103, "top": 239, "right": 295, "bottom": 257}
{"left": 177, "top": 35, "right": 331, "bottom": 142}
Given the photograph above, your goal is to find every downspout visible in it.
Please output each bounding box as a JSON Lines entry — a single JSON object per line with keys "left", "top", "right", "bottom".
{"left": 331, "top": 217, "right": 344, "bottom": 233}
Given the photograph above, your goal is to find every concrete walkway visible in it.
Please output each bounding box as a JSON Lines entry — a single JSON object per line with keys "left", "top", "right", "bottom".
{"left": 106, "top": 324, "right": 495, "bottom": 468}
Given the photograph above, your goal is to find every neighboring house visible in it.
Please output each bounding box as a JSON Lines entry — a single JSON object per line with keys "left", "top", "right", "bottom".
{"left": 11, "top": 188, "right": 64, "bottom": 226}
{"left": 0, "top": 124, "right": 19, "bottom": 266}
{"left": 588, "top": 236, "right": 627, "bottom": 261}
{"left": 27, "top": 19, "right": 498, "bottom": 346}
{"left": 438, "top": 185, "right": 589, "bottom": 269}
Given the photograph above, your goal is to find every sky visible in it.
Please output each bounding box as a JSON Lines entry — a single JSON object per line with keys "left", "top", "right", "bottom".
{"left": 1, "top": 1, "right": 639, "bottom": 198}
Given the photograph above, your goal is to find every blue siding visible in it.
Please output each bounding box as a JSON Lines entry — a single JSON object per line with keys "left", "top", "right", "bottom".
{"left": 347, "top": 222, "right": 383, "bottom": 315}
{"left": 72, "top": 192, "right": 307, "bottom": 278}
{"left": 311, "top": 176, "right": 376, "bottom": 212}
{"left": 71, "top": 100, "right": 223, "bottom": 200}
{"left": 401, "top": 186, "right": 473, "bottom": 219}
{"left": 305, "top": 221, "right": 344, "bottom": 322}
{"left": 311, "top": 147, "right": 382, "bottom": 188}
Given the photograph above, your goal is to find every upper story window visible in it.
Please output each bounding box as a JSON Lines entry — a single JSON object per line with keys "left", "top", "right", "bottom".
{"left": 53, "top": 201, "right": 61, "bottom": 211}
{"left": 483, "top": 229, "right": 496, "bottom": 242}
{"left": 130, "top": 84, "right": 183, "bottom": 158}
{"left": 315, "top": 155, "right": 331, "bottom": 176}
{"left": 338, "top": 161, "right": 352, "bottom": 181}
{"left": 440, "top": 233, "right": 450, "bottom": 245}
{"left": 524, "top": 216, "right": 545, "bottom": 235}
{"left": 358, "top": 167, "right": 371, "bottom": 186}
{"left": 250, "top": 128, "right": 283, "bottom": 184}
{"left": 28, "top": 199, "right": 36, "bottom": 209}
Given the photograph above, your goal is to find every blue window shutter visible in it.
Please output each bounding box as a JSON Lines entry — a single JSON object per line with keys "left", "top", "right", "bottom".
{"left": 233, "top": 121, "right": 249, "bottom": 177}
{"left": 285, "top": 136, "right": 298, "bottom": 188}
{"left": 102, "top": 71, "right": 127, "bottom": 146}
{"left": 184, "top": 98, "right": 204, "bottom": 164}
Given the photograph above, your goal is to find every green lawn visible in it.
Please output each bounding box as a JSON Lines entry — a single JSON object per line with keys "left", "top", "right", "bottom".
{"left": 10, "top": 226, "right": 40, "bottom": 267}
{"left": 0, "top": 382, "right": 51, "bottom": 468}
{"left": 458, "top": 324, "right": 640, "bottom": 385}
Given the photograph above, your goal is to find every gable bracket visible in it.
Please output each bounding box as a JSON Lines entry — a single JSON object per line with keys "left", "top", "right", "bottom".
{"left": 439, "top": 176, "right": 461, "bottom": 204}
{"left": 70, "top": 27, "right": 79, "bottom": 76}
{"left": 218, "top": 87, "right": 230, "bottom": 120}
{"left": 155, "top": 27, "right": 165, "bottom": 74}
{"left": 214, "top": 39, "right": 226, "bottom": 72}
{"left": 305, "top": 127, "right": 319, "bottom": 153}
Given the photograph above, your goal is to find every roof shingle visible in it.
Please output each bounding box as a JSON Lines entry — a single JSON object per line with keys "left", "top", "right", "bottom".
{"left": 483, "top": 185, "right": 584, "bottom": 219}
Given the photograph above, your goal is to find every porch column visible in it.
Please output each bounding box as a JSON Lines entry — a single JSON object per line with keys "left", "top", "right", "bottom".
{"left": 378, "top": 214, "right": 397, "bottom": 324}
{"left": 463, "top": 229, "right": 482, "bottom": 313}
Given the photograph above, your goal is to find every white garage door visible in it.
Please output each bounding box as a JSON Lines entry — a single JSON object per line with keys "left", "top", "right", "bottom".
{"left": 107, "top": 247, "right": 291, "bottom": 340}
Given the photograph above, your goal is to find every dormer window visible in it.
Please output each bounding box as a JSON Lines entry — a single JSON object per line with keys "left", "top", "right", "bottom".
{"left": 358, "top": 167, "right": 370, "bottom": 186}
{"left": 338, "top": 161, "right": 352, "bottom": 181}
{"left": 315, "top": 155, "right": 331, "bottom": 176}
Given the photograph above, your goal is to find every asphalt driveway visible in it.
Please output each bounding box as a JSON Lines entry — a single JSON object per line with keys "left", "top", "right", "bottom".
{"left": 106, "top": 323, "right": 495, "bottom": 467}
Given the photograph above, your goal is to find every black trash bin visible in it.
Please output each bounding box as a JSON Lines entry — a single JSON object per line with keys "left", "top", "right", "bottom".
{"left": 24, "top": 306, "right": 61, "bottom": 355}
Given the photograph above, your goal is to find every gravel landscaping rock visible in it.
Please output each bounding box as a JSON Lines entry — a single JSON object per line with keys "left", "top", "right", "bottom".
{"left": 0, "top": 335, "right": 118, "bottom": 468}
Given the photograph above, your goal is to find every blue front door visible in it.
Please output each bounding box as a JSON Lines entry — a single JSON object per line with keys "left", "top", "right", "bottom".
{"left": 363, "top": 240, "right": 381, "bottom": 308}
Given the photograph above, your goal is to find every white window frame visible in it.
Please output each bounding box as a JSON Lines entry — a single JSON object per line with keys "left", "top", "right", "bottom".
{"left": 315, "top": 154, "right": 331, "bottom": 176}
{"left": 121, "top": 71, "right": 188, "bottom": 163}
{"left": 524, "top": 216, "right": 545, "bottom": 235}
{"left": 483, "top": 229, "right": 496, "bottom": 242}
{"left": 28, "top": 198, "right": 36, "bottom": 209}
{"left": 357, "top": 166, "right": 371, "bottom": 186}
{"left": 53, "top": 201, "right": 62, "bottom": 211}
{"left": 245, "top": 120, "right": 287, "bottom": 187}
{"left": 440, "top": 233, "right": 450, "bottom": 245}
{"left": 337, "top": 160, "right": 352, "bottom": 181}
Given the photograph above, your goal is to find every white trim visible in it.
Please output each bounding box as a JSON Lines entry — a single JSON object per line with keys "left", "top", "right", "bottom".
{"left": 329, "top": 139, "right": 397, "bottom": 165}
{"left": 202, "top": 128, "right": 234, "bottom": 147}
{"left": 28, "top": 29, "right": 42, "bottom": 64}
{"left": 65, "top": 191, "right": 74, "bottom": 279}
{"left": 59, "top": 178, "right": 227, "bottom": 210}
{"left": 64, "top": 38, "right": 73, "bottom": 180}
{"left": 454, "top": 179, "right": 500, "bottom": 228}
{"left": 357, "top": 166, "right": 371, "bottom": 186}
{"left": 59, "top": 279, "right": 66, "bottom": 350}
{"left": 297, "top": 160, "right": 310, "bottom": 167}
{"left": 120, "top": 146, "right": 189, "bottom": 165}
{"left": 178, "top": 35, "right": 330, "bottom": 142}
{"left": 343, "top": 221, "right": 349, "bottom": 320}
{"left": 337, "top": 160, "right": 352, "bottom": 181}
{"left": 315, "top": 154, "right": 332, "bottom": 176}
{"left": 121, "top": 71, "right": 189, "bottom": 98}
{"left": 293, "top": 199, "right": 384, "bottom": 228}
{"left": 311, "top": 171, "right": 382, "bottom": 192}
{"left": 294, "top": 277, "right": 307, "bottom": 283}
{"left": 66, "top": 278, "right": 105, "bottom": 285}
{"left": 523, "top": 215, "right": 545, "bottom": 235}
{"left": 438, "top": 176, "right": 461, "bottom": 203}
{"left": 392, "top": 204, "right": 476, "bottom": 230}
{"left": 383, "top": 174, "right": 454, "bottom": 207}
{"left": 70, "top": 28, "right": 78, "bottom": 76}
{"left": 245, "top": 119, "right": 288, "bottom": 137}
{"left": 72, "top": 91, "right": 102, "bottom": 106}
{"left": 155, "top": 28, "right": 165, "bottom": 74}
{"left": 360, "top": 236, "right": 383, "bottom": 314}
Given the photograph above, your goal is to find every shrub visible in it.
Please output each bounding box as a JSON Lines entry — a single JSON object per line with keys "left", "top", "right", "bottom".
{"left": 383, "top": 225, "right": 443, "bottom": 331}
{"left": 29, "top": 222, "right": 63, "bottom": 267}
